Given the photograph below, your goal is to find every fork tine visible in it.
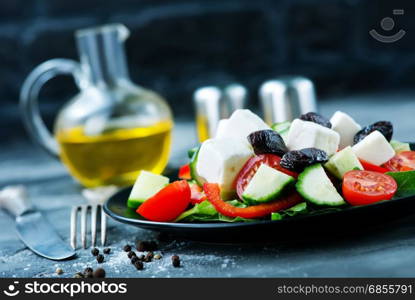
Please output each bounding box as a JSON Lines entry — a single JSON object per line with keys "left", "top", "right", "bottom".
{"left": 100, "top": 205, "right": 107, "bottom": 246}
{"left": 70, "top": 206, "right": 78, "bottom": 250}
{"left": 80, "top": 205, "right": 88, "bottom": 249}
{"left": 90, "top": 205, "right": 98, "bottom": 247}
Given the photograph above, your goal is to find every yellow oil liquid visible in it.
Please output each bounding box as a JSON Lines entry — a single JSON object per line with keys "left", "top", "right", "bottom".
{"left": 56, "top": 120, "right": 173, "bottom": 187}
{"left": 196, "top": 115, "right": 210, "bottom": 142}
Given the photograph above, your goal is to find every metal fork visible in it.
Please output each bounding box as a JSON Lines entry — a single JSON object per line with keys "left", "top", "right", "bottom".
{"left": 70, "top": 186, "right": 117, "bottom": 249}
{"left": 70, "top": 204, "right": 107, "bottom": 249}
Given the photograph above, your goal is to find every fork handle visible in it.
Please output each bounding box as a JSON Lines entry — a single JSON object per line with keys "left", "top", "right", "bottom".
{"left": 0, "top": 186, "right": 33, "bottom": 217}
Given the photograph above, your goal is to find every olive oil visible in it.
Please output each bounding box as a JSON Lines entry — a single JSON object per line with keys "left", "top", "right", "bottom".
{"left": 56, "top": 121, "right": 172, "bottom": 187}
{"left": 196, "top": 115, "right": 210, "bottom": 142}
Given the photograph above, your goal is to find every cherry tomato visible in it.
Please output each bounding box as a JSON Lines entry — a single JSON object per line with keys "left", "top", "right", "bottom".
{"left": 178, "top": 164, "right": 191, "bottom": 180}
{"left": 359, "top": 159, "right": 388, "bottom": 173}
{"left": 383, "top": 151, "right": 415, "bottom": 172}
{"left": 203, "top": 183, "right": 302, "bottom": 219}
{"left": 137, "top": 180, "right": 191, "bottom": 222}
{"left": 234, "top": 154, "right": 298, "bottom": 199}
{"left": 189, "top": 181, "right": 207, "bottom": 204}
{"left": 342, "top": 170, "right": 397, "bottom": 206}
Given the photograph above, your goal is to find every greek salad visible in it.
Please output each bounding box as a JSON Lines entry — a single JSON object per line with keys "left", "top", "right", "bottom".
{"left": 127, "top": 109, "right": 415, "bottom": 223}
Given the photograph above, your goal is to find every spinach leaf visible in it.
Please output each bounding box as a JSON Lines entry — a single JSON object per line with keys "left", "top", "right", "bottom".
{"left": 385, "top": 171, "right": 415, "bottom": 198}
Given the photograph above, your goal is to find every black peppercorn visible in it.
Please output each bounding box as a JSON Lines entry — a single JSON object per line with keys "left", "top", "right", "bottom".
{"left": 123, "top": 244, "right": 132, "bottom": 252}
{"left": 172, "top": 255, "right": 180, "bottom": 268}
{"left": 91, "top": 248, "right": 99, "bottom": 256}
{"left": 93, "top": 268, "right": 106, "bottom": 278}
{"left": 84, "top": 267, "right": 93, "bottom": 275}
{"left": 136, "top": 240, "right": 158, "bottom": 252}
{"left": 136, "top": 241, "right": 145, "bottom": 252}
{"left": 103, "top": 248, "right": 111, "bottom": 254}
{"left": 127, "top": 251, "right": 136, "bottom": 259}
{"left": 134, "top": 261, "right": 144, "bottom": 270}
{"left": 144, "top": 251, "right": 154, "bottom": 262}
{"left": 74, "top": 272, "right": 84, "bottom": 278}
{"left": 55, "top": 268, "right": 63, "bottom": 275}
{"left": 131, "top": 256, "right": 139, "bottom": 264}
{"left": 96, "top": 254, "right": 104, "bottom": 263}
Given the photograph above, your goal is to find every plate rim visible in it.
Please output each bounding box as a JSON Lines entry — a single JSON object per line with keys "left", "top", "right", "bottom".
{"left": 103, "top": 185, "right": 415, "bottom": 229}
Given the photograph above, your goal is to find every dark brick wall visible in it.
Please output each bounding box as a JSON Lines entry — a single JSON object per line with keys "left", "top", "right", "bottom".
{"left": 1, "top": 0, "right": 414, "bottom": 140}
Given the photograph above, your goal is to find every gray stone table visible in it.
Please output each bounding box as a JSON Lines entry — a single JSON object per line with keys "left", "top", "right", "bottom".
{"left": 1, "top": 92, "right": 415, "bottom": 278}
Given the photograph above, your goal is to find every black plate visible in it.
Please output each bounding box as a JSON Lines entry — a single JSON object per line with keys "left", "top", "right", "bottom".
{"left": 104, "top": 185, "right": 415, "bottom": 243}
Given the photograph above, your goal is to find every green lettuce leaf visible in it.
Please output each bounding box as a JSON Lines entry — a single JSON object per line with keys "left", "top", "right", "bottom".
{"left": 386, "top": 171, "right": 415, "bottom": 198}
{"left": 271, "top": 202, "right": 343, "bottom": 220}
{"left": 174, "top": 200, "right": 217, "bottom": 222}
{"left": 271, "top": 202, "right": 308, "bottom": 220}
{"left": 175, "top": 200, "right": 255, "bottom": 223}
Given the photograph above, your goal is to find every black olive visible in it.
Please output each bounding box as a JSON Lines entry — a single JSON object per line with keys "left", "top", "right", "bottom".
{"left": 280, "top": 148, "right": 329, "bottom": 172}
{"left": 353, "top": 121, "right": 393, "bottom": 144}
{"left": 300, "top": 112, "right": 332, "bottom": 128}
{"left": 247, "top": 130, "right": 288, "bottom": 156}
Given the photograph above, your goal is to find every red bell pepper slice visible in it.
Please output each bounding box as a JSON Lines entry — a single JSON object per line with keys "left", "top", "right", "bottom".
{"left": 137, "top": 180, "right": 191, "bottom": 222}
{"left": 189, "top": 182, "right": 207, "bottom": 204}
{"left": 359, "top": 159, "right": 388, "bottom": 173}
{"left": 203, "top": 183, "right": 302, "bottom": 219}
{"left": 178, "top": 164, "right": 191, "bottom": 180}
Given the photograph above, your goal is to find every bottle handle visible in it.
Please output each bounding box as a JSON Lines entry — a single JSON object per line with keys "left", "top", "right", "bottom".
{"left": 19, "top": 59, "right": 84, "bottom": 158}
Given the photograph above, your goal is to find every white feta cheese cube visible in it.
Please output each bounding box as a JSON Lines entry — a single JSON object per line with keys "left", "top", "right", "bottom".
{"left": 215, "top": 109, "right": 270, "bottom": 142}
{"left": 286, "top": 119, "right": 340, "bottom": 156}
{"left": 352, "top": 130, "right": 395, "bottom": 165}
{"left": 215, "top": 119, "right": 229, "bottom": 138}
{"left": 330, "top": 111, "right": 361, "bottom": 149}
{"left": 196, "top": 138, "right": 254, "bottom": 198}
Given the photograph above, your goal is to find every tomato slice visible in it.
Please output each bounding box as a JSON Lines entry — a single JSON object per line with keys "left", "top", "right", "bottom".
{"left": 189, "top": 181, "right": 207, "bottom": 204}
{"left": 178, "top": 164, "right": 191, "bottom": 180}
{"left": 342, "top": 170, "right": 397, "bottom": 206}
{"left": 137, "top": 180, "right": 191, "bottom": 222}
{"left": 204, "top": 183, "right": 302, "bottom": 219}
{"left": 234, "top": 154, "right": 298, "bottom": 199}
{"left": 383, "top": 151, "right": 415, "bottom": 172}
{"left": 359, "top": 159, "right": 388, "bottom": 173}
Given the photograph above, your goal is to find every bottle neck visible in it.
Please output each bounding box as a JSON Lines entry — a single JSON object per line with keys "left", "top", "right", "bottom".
{"left": 77, "top": 28, "right": 130, "bottom": 87}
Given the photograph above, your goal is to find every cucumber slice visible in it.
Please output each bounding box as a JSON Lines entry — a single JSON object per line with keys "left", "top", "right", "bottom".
{"left": 127, "top": 171, "right": 169, "bottom": 209}
{"left": 271, "top": 121, "right": 291, "bottom": 141}
{"left": 242, "top": 164, "right": 295, "bottom": 205}
{"left": 390, "top": 140, "right": 410, "bottom": 153}
{"left": 189, "top": 146, "right": 205, "bottom": 186}
{"left": 324, "top": 146, "right": 363, "bottom": 179}
{"left": 296, "top": 164, "right": 345, "bottom": 207}
{"left": 271, "top": 121, "right": 291, "bottom": 142}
